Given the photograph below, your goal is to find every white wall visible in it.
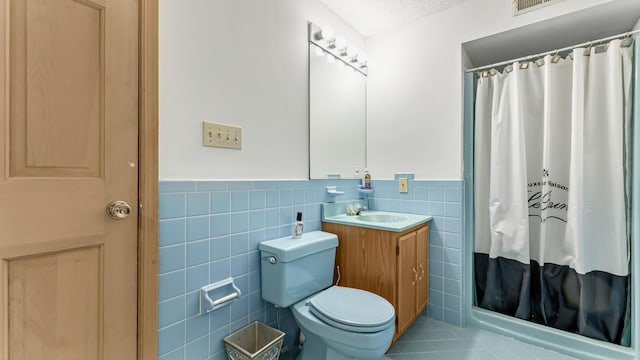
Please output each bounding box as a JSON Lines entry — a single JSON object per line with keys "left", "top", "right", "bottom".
{"left": 366, "top": 0, "right": 633, "bottom": 180}
{"left": 159, "top": 0, "right": 365, "bottom": 179}
{"left": 160, "top": 0, "right": 635, "bottom": 180}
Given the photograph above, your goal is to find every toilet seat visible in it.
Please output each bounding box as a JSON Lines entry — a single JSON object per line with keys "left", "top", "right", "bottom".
{"left": 307, "top": 286, "right": 395, "bottom": 333}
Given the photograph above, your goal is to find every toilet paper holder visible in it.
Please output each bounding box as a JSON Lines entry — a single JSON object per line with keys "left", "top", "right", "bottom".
{"left": 199, "top": 277, "right": 241, "bottom": 315}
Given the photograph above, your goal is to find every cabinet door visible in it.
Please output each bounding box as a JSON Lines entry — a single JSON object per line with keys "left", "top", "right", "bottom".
{"left": 324, "top": 222, "right": 364, "bottom": 287}
{"left": 396, "top": 231, "right": 417, "bottom": 334}
{"left": 361, "top": 228, "right": 396, "bottom": 305}
{"left": 416, "top": 225, "right": 429, "bottom": 314}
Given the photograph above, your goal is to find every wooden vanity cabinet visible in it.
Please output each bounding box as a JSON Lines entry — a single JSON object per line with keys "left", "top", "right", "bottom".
{"left": 322, "top": 222, "right": 429, "bottom": 343}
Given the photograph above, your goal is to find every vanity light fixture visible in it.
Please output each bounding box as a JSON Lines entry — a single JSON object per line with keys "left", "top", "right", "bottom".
{"left": 308, "top": 22, "right": 368, "bottom": 75}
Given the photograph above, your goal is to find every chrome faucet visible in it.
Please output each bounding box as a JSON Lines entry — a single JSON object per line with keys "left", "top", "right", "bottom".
{"left": 347, "top": 204, "right": 367, "bottom": 216}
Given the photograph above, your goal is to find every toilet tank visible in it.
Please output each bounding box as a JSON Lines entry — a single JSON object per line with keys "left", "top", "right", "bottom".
{"left": 259, "top": 231, "right": 338, "bottom": 308}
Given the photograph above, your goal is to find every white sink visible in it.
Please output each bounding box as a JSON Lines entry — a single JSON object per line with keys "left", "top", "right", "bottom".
{"left": 322, "top": 207, "right": 432, "bottom": 232}
{"left": 356, "top": 214, "right": 406, "bottom": 223}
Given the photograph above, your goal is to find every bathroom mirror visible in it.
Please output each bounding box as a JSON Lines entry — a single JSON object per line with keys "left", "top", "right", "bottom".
{"left": 309, "top": 44, "right": 366, "bottom": 179}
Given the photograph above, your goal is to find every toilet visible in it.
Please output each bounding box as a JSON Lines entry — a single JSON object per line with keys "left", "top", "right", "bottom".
{"left": 259, "top": 231, "right": 395, "bottom": 360}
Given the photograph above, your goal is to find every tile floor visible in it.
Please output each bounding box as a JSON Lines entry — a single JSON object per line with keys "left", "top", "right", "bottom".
{"left": 382, "top": 315, "right": 576, "bottom": 360}
{"left": 281, "top": 315, "right": 577, "bottom": 360}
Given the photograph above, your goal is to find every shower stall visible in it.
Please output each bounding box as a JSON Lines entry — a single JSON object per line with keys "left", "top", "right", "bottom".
{"left": 463, "top": 33, "right": 640, "bottom": 360}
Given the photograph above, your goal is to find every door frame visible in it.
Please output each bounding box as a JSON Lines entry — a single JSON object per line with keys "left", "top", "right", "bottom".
{"left": 138, "top": 0, "right": 158, "bottom": 359}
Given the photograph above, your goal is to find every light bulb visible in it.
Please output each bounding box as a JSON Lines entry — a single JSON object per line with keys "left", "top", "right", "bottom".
{"left": 333, "top": 36, "right": 347, "bottom": 50}
{"left": 346, "top": 46, "right": 358, "bottom": 58}
{"left": 315, "top": 25, "right": 334, "bottom": 41}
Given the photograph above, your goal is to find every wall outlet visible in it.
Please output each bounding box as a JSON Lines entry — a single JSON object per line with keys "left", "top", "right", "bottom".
{"left": 203, "top": 121, "right": 242, "bottom": 149}
{"left": 399, "top": 178, "right": 408, "bottom": 193}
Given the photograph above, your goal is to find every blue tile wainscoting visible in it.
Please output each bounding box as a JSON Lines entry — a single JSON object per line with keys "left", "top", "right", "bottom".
{"left": 157, "top": 179, "right": 464, "bottom": 360}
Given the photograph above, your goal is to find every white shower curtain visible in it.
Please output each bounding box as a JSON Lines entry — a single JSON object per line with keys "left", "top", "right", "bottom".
{"left": 474, "top": 39, "right": 633, "bottom": 344}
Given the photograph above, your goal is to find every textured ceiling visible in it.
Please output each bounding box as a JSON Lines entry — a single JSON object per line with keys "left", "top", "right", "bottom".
{"left": 318, "top": 0, "right": 465, "bottom": 37}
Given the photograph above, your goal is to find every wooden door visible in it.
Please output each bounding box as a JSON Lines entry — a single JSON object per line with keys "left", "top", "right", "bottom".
{"left": 415, "top": 225, "right": 429, "bottom": 314}
{"left": 0, "top": 0, "right": 139, "bottom": 359}
{"left": 396, "top": 231, "right": 416, "bottom": 335}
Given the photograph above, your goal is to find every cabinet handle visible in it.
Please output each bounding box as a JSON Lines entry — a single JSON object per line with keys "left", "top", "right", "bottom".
{"left": 412, "top": 267, "right": 417, "bottom": 284}
{"left": 419, "top": 264, "right": 424, "bottom": 280}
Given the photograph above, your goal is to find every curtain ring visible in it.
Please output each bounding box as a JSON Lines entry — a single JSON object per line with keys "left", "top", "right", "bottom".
{"left": 551, "top": 50, "right": 561, "bottom": 64}
{"left": 505, "top": 64, "right": 514, "bottom": 73}
{"left": 535, "top": 58, "right": 545, "bottom": 67}
{"left": 594, "top": 43, "right": 609, "bottom": 54}
{"left": 519, "top": 62, "right": 529, "bottom": 70}
{"left": 489, "top": 69, "right": 498, "bottom": 76}
{"left": 583, "top": 42, "right": 592, "bottom": 56}
{"left": 621, "top": 33, "right": 634, "bottom": 48}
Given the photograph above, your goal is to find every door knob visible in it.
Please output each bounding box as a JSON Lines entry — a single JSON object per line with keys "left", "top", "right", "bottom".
{"left": 106, "top": 200, "right": 132, "bottom": 220}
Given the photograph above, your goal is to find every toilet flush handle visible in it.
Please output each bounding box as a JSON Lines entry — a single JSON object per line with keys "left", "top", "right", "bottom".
{"left": 266, "top": 256, "right": 277, "bottom": 264}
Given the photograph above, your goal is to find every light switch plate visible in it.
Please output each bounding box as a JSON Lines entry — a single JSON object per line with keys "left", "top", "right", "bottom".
{"left": 399, "top": 178, "right": 408, "bottom": 193}
{"left": 203, "top": 121, "right": 242, "bottom": 149}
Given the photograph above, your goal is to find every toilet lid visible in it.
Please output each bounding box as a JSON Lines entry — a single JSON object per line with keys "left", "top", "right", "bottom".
{"left": 307, "top": 286, "right": 395, "bottom": 333}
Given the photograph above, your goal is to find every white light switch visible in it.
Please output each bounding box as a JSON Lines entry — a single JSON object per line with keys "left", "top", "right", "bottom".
{"left": 203, "top": 121, "right": 241, "bottom": 149}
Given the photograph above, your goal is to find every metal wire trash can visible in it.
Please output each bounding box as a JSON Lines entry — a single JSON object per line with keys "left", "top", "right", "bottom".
{"left": 224, "top": 321, "right": 285, "bottom": 360}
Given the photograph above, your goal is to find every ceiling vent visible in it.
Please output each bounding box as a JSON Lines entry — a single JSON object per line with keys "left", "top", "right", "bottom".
{"left": 513, "top": 0, "right": 564, "bottom": 15}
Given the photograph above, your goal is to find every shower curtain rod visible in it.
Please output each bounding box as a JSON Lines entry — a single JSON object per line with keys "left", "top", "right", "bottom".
{"left": 465, "top": 29, "right": 640, "bottom": 73}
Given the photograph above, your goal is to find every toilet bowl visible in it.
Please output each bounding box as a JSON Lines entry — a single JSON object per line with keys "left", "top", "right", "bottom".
{"left": 259, "top": 231, "right": 395, "bottom": 360}
{"left": 292, "top": 286, "right": 395, "bottom": 360}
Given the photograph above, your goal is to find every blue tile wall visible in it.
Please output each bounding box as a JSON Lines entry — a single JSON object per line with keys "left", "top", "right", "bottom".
{"left": 158, "top": 178, "right": 464, "bottom": 359}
